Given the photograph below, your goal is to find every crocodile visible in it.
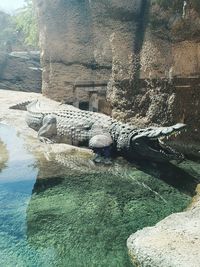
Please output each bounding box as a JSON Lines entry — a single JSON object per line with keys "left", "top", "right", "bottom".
{"left": 11, "top": 100, "right": 186, "bottom": 163}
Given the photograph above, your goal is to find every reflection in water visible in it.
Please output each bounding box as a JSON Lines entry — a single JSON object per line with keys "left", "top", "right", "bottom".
{"left": 0, "top": 124, "right": 41, "bottom": 266}
{"left": 0, "top": 124, "right": 37, "bottom": 184}
{"left": 0, "top": 123, "right": 200, "bottom": 266}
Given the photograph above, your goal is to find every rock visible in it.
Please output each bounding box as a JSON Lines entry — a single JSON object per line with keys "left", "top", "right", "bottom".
{"left": 0, "top": 51, "right": 41, "bottom": 92}
{"left": 127, "top": 185, "right": 200, "bottom": 267}
{"left": 0, "top": 52, "right": 7, "bottom": 78}
{"left": 34, "top": 0, "right": 112, "bottom": 104}
{"left": 9, "top": 51, "right": 40, "bottom": 61}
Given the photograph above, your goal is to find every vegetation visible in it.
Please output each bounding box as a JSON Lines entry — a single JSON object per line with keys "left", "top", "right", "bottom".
{"left": 0, "top": 11, "right": 16, "bottom": 51}
{"left": 0, "top": 0, "right": 38, "bottom": 51}
{"left": 14, "top": 0, "right": 39, "bottom": 48}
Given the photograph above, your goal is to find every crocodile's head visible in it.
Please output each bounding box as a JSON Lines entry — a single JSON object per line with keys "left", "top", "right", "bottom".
{"left": 128, "top": 123, "right": 186, "bottom": 162}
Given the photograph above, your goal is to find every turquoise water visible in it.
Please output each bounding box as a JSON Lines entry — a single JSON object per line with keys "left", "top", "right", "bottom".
{"left": 0, "top": 123, "right": 199, "bottom": 267}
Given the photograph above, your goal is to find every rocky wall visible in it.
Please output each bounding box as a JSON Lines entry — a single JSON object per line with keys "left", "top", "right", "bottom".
{"left": 34, "top": 0, "right": 112, "bottom": 103}
{"left": 0, "top": 51, "right": 41, "bottom": 92}
{"left": 34, "top": 0, "right": 200, "bottom": 147}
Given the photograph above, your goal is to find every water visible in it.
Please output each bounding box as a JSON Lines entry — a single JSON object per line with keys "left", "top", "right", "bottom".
{"left": 0, "top": 123, "right": 200, "bottom": 267}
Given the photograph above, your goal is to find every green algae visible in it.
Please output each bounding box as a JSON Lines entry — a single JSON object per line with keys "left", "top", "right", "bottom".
{"left": 26, "top": 165, "right": 191, "bottom": 267}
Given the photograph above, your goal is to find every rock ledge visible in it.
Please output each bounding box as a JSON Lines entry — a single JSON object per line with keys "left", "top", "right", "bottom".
{"left": 127, "top": 185, "right": 200, "bottom": 267}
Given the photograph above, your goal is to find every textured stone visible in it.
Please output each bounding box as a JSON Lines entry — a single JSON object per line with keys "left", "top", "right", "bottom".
{"left": 34, "top": 0, "right": 111, "bottom": 102}
{"left": 0, "top": 51, "right": 41, "bottom": 92}
{"left": 127, "top": 185, "right": 200, "bottom": 267}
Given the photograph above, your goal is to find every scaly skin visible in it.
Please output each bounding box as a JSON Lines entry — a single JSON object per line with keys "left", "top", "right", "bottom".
{"left": 24, "top": 100, "right": 186, "bottom": 162}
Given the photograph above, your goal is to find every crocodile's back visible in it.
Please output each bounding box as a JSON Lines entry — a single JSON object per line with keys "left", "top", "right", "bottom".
{"left": 26, "top": 100, "right": 115, "bottom": 145}
{"left": 55, "top": 109, "right": 113, "bottom": 145}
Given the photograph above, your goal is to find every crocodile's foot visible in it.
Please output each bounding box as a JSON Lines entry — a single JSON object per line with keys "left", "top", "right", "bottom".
{"left": 90, "top": 135, "right": 113, "bottom": 164}
{"left": 93, "top": 154, "right": 102, "bottom": 163}
{"left": 103, "top": 158, "right": 112, "bottom": 165}
{"left": 93, "top": 154, "right": 112, "bottom": 165}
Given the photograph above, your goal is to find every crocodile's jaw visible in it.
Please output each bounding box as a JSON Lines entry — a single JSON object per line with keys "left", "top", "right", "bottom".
{"left": 138, "top": 140, "right": 184, "bottom": 162}
{"left": 129, "top": 134, "right": 186, "bottom": 162}
{"left": 129, "top": 138, "right": 184, "bottom": 162}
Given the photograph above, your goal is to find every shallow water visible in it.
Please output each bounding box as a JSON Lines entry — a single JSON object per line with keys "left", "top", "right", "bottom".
{"left": 0, "top": 123, "right": 199, "bottom": 267}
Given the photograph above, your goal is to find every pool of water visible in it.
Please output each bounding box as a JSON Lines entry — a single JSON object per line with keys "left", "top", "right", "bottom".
{"left": 0, "top": 123, "right": 200, "bottom": 267}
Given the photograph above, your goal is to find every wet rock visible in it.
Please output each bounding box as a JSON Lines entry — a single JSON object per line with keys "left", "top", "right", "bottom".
{"left": 127, "top": 184, "right": 200, "bottom": 267}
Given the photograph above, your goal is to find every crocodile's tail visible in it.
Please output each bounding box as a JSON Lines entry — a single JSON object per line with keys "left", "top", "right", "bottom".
{"left": 27, "top": 99, "right": 44, "bottom": 114}
{"left": 9, "top": 100, "right": 33, "bottom": 110}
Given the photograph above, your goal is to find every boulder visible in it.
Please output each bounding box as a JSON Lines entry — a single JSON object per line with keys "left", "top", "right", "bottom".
{"left": 127, "top": 185, "right": 200, "bottom": 267}
{"left": 0, "top": 51, "right": 41, "bottom": 92}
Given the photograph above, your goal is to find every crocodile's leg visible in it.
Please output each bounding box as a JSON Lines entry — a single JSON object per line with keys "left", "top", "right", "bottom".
{"left": 92, "top": 148, "right": 103, "bottom": 163}
{"left": 38, "top": 115, "right": 57, "bottom": 144}
{"left": 89, "top": 134, "right": 113, "bottom": 164}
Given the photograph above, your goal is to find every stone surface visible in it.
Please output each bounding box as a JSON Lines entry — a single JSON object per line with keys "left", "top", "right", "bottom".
{"left": 34, "top": 0, "right": 111, "bottom": 107}
{"left": 0, "top": 51, "right": 42, "bottom": 92}
{"left": 127, "top": 184, "right": 200, "bottom": 267}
